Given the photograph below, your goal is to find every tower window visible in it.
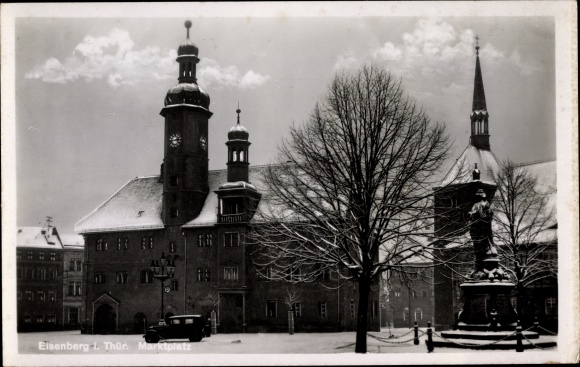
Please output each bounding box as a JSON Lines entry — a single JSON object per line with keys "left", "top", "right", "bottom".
{"left": 239, "top": 150, "right": 245, "bottom": 162}
{"left": 170, "top": 176, "right": 179, "bottom": 187}
{"left": 170, "top": 208, "right": 179, "bottom": 218}
{"left": 224, "top": 233, "right": 239, "bottom": 247}
{"left": 169, "top": 241, "right": 177, "bottom": 253}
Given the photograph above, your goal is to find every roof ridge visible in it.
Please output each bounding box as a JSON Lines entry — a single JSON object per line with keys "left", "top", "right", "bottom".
{"left": 515, "top": 158, "right": 556, "bottom": 167}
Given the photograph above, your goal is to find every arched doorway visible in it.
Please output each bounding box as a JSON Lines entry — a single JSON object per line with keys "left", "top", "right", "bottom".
{"left": 94, "top": 304, "right": 116, "bottom": 334}
{"left": 134, "top": 312, "right": 147, "bottom": 334}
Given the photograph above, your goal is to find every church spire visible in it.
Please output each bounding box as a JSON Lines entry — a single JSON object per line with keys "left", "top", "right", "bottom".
{"left": 469, "top": 36, "right": 490, "bottom": 150}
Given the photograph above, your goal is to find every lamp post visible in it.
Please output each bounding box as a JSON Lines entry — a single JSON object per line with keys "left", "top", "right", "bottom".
{"left": 150, "top": 252, "right": 175, "bottom": 325}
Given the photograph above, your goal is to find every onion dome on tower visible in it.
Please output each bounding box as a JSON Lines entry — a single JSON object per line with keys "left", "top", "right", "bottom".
{"left": 164, "top": 20, "right": 210, "bottom": 109}
{"left": 225, "top": 106, "right": 251, "bottom": 183}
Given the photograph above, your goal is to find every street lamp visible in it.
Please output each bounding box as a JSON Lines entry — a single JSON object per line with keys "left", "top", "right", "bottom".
{"left": 150, "top": 252, "right": 175, "bottom": 325}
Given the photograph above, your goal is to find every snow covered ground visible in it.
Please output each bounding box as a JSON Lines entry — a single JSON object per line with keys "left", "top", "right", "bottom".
{"left": 8, "top": 328, "right": 561, "bottom": 366}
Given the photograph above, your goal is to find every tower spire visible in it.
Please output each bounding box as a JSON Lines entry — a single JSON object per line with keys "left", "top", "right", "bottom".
{"left": 469, "top": 35, "right": 490, "bottom": 150}
{"left": 236, "top": 103, "right": 241, "bottom": 125}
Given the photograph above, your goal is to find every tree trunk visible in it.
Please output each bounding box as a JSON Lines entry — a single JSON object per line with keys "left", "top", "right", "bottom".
{"left": 355, "top": 277, "right": 371, "bottom": 353}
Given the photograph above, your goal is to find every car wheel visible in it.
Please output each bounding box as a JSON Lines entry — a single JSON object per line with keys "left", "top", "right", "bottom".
{"left": 189, "top": 333, "right": 203, "bottom": 342}
{"left": 145, "top": 332, "right": 160, "bottom": 343}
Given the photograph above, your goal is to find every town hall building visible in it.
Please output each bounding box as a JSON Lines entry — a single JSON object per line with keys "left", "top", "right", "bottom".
{"left": 75, "top": 22, "right": 381, "bottom": 334}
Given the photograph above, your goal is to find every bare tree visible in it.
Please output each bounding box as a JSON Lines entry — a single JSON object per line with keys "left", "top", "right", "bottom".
{"left": 249, "top": 64, "right": 451, "bottom": 353}
{"left": 492, "top": 160, "right": 557, "bottom": 317}
{"left": 203, "top": 291, "right": 220, "bottom": 312}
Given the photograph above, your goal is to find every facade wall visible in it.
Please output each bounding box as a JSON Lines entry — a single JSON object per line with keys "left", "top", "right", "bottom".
{"left": 17, "top": 247, "right": 63, "bottom": 331}
{"left": 63, "top": 247, "right": 84, "bottom": 329}
{"left": 81, "top": 225, "right": 381, "bottom": 334}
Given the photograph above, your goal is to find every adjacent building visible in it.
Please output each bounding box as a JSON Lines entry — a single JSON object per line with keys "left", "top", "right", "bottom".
{"left": 16, "top": 225, "right": 64, "bottom": 331}
{"left": 61, "top": 234, "right": 85, "bottom": 330}
{"left": 75, "top": 23, "right": 380, "bottom": 334}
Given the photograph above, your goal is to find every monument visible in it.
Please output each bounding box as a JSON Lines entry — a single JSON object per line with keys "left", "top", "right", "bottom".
{"left": 432, "top": 168, "right": 555, "bottom": 349}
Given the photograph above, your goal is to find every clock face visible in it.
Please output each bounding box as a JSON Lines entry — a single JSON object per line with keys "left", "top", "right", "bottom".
{"left": 169, "top": 134, "right": 181, "bottom": 148}
{"left": 200, "top": 136, "right": 208, "bottom": 151}
{"left": 164, "top": 286, "right": 171, "bottom": 293}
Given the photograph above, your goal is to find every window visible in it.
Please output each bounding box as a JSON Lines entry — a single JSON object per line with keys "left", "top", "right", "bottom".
{"left": 197, "top": 268, "right": 212, "bottom": 282}
{"left": 267, "top": 300, "right": 277, "bottom": 318}
{"left": 24, "top": 315, "right": 31, "bottom": 324}
{"left": 38, "top": 268, "right": 47, "bottom": 280}
{"left": 69, "top": 308, "right": 79, "bottom": 324}
{"left": 117, "top": 238, "right": 122, "bottom": 251}
{"left": 170, "top": 208, "right": 179, "bottom": 218}
{"left": 293, "top": 303, "right": 302, "bottom": 318}
{"left": 17, "top": 292, "right": 22, "bottom": 301}
{"left": 27, "top": 251, "right": 34, "bottom": 260}
{"left": 37, "top": 291, "right": 45, "bottom": 302}
{"left": 224, "top": 267, "right": 239, "bottom": 281}
{"left": 224, "top": 233, "right": 239, "bottom": 247}
{"left": 169, "top": 241, "right": 176, "bottom": 253}
{"left": 141, "top": 237, "right": 147, "bottom": 250}
{"left": 25, "top": 291, "right": 33, "bottom": 301}
{"left": 350, "top": 299, "right": 355, "bottom": 318}
{"left": 76, "top": 260, "right": 82, "bottom": 271}
{"left": 403, "top": 307, "right": 410, "bottom": 321}
{"left": 140, "top": 269, "right": 153, "bottom": 284}
{"left": 38, "top": 252, "right": 45, "bottom": 260}
{"left": 94, "top": 272, "right": 106, "bottom": 284}
{"left": 47, "top": 314, "right": 56, "bottom": 324}
{"left": 50, "top": 252, "right": 56, "bottom": 261}
{"left": 17, "top": 251, "right": 22, "bottom": 260}
{"left": 124, "top": 238, "right": 129, "bottom": 250}
{"left": 48, "top": 291, "right": 55, "bottom": 302}
{"left": 36, "top": 314, "right": 44, "bottom": 323}
{"left": 68, "top": 282, "right": 81, "bottom": 296}
{"left": 415, "top": 307, "right": 423, "bottom": 321}
{"left": 205, "top": 268, "right": 211, "bottom": 282}
{"left": 287, "top": 266, "right": 302, "bottom": 281}
{"left": 197, "top": 268, "right": 203, "bottom": 282}
{"left": 149, "top": 236, "right": 154, "bottom": 249}
{"left": 318, "top": 301, "right": 327, "bottom": 318}
{"left": 258, "top": 266, "right": 272, "bottom": 281}
{"left": 69, "top": 259, "right": 75, "bottom": 271}
{"left": 198, "top": 234, "right": 212, "bottom": 247}
{"left": 116, "top": 271, "right": 128, "bottom": 284}
{"left": 394, "top": 291, "right": 401, "bottom": 298}
{"left": 171, "top": 280, "right": 178, "bottom": 291}
{"left": 545, "top": 297, "right": 557, "bottom": 316}
{"left": 49, "top": 267, "right": 57, "bottom": 280}
{"left": 96, "top": 239, "right": 103, "bottom": 251}
{"left": 170, "top": 176, "right": 179, "bottom": 186}
{"left": 25, "top": 267, "right": 34, "bottom": 279}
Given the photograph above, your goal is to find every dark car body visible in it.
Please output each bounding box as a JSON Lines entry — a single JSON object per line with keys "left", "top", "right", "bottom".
{"left": 143, "top": 315, "right": 210, "bottom": 343}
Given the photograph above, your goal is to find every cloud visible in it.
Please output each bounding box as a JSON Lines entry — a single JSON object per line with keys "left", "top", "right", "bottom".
{"left": 198, "top": 59, "right": 270, "bottom": 90}
{"left": 333, "top": 18, "right": 539, "bottom": 97}
{"left": 25, "top": 28, "right": 270, "bottom": 90}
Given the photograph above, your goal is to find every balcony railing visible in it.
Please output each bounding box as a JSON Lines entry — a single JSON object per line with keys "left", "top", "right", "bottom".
{"left": 218, "top": 213, "right": 247, "bottom": 224}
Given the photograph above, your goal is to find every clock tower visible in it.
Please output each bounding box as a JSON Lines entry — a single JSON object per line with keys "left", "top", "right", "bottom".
{"left": 160, "top": 21, "right": 212, "bottom": 225}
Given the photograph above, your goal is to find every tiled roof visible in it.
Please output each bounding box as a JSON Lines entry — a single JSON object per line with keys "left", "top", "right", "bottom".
{"left": 17, "top": 227, "right": 64, "bottom": 249}
{"left": 439, "top": 145, "right": 501, "bottom": 186}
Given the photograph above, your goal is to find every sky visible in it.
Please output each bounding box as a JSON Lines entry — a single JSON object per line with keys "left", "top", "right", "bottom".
{"left": 4, "top": 4, "right": 564, "bottom": 235}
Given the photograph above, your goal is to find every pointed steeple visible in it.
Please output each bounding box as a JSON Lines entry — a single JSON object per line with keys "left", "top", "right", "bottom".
{"left": 469, "top": 36, "right": 490, "bottom": 150}
{"left": 472, "top": 37, "right": 487, "bottom": 112}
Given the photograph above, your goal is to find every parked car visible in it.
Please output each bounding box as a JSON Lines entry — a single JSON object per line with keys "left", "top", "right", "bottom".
{"left": 144, "top": 315, "right": 210, "bottom": 343}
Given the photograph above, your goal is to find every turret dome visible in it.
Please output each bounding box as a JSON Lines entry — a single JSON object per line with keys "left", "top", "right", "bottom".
{"left": 228, "top": 108, "right": 249, "bottom": 140}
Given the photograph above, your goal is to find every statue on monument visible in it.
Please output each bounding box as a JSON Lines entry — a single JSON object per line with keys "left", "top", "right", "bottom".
{"left": 468, "top": 189, "right": 500, "bottom": 279}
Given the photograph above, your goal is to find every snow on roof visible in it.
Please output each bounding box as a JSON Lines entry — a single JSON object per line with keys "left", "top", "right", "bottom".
{"left": 17, "top": 227, "right": 64, "bottom": 249}
{"left": 74, "top": 176, "right": 164, "bottom": 234}
{"left": 60, "top": 233, "right": 85, "bottom": 248}
{"left": 439, "top": 145, "right": 501, "bottom": 187}
{"left": 183, "top": 165, "right": 276, "bottom": 227}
